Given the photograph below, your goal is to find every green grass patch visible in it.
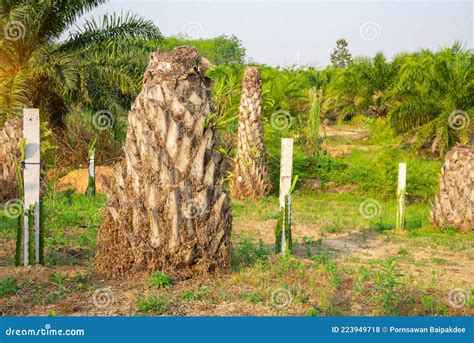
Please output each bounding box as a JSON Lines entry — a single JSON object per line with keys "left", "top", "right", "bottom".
{"left": 148, "top": 271, "right": 172, "bottom": 289}
{"left": 0, "top": 277, "right": 19, "bottom": 297}
{"left": 137, "top": 295, "right": 171, "bottom": 314}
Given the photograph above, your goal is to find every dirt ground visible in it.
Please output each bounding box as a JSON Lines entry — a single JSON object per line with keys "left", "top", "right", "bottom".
{"left": 1, "top": 221, "right": 472, "bottom": 316}
{"left": 57, "top": 166, "right": 113, "bottom": 194}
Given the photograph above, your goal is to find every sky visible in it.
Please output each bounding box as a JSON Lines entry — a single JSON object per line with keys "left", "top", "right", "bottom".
{"left": 75, "top": 0, "right": 473, "bottom": 67}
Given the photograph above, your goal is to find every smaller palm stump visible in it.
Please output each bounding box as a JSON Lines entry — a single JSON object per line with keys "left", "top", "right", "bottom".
{"left": 431, "top": 145, "right": 473, "bottom": 231}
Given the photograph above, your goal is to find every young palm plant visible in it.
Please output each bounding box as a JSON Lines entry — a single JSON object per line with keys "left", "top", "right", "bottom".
{"left": 326, "top": 52, "right": 394, "bottom": 121}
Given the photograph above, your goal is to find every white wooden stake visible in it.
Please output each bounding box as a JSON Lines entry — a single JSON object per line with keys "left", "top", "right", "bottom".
{"left": 279, "top": 138, "right": 293, "bottom": 208}
{"left": 23, "top": 108, "right": 40, "bottom": 265}
{"left": 87, "top": 149, "right": 95, "bottom": 196}
{"left": 396, "top": 162, "right": 406, "bottom": 230}
{"left": 89, "top": 149, "right": 95, "bottom": 180}
{"left": 279, "top": 138, "right": 293, "bottom": 253}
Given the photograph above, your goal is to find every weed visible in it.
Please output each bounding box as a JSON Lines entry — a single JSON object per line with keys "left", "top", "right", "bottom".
{"left": 305, "top": 308, "right": 319, "bottom": 316}
{"left": 241, "top": 291, "right": 264, "bottom": 304}
{"left": 137, "top": 295, "right": 171, "bottom": 314}
{"left": 34, "top": 287, "right": 42, "bottom": 306}
{"left": 50, "top": 272, "right": 69, "bottom": 294}
{"left": 0, "top": 278, "right": 19, "bottom": 297}
{"left": 311, "top": 252, "right": 340, "bottom": 288}
{"left": 375, "top": 258, "right": 404, "bottom": 314}
{"left": 148, "top": 271, "right": 172, "bottom": 289}
{"left": 354, "top": 265, "right": 371, "bottom": 293}
{"left": 311, "top": 251, "right": 330, "bottom": 265}
{"left": 231, "top": 232, "right": 270, "bottom": 269}
{"left": 180, "top": 286, "right": 210, "bottom": 301}
{"left": 419, "top": 294, "right": 448, "bottom": 316}
{"left": 277, "top": 253, "right": 304, "bottom": 274}
{"left": 324, "top": 261, "right": 341, "bottom": 288}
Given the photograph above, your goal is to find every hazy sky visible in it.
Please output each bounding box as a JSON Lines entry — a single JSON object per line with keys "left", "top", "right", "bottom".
{"left": 75, "top": 0, "right": 473, "bottom": 67}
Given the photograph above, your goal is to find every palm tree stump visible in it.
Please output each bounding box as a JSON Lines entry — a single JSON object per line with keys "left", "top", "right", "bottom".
{"left": 0, "top": 117, "right": 22, "bottom": 202}
{"left": 431, "top": 145, "right": 473, "bottom": 231}
{"left": 96, "top": 46, "right": 232, "bottom": 277}
{"left": 230, "top": 67, "right": 271, "bottom": 200}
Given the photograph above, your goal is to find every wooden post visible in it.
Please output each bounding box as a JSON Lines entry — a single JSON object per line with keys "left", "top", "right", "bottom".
{"left": 396, "top": 162, "right": 406, "bottom": 230}
{"left": 23, "top": 108, "right": 40, "bottom": 265}
{"left": 279, "top": 138, "right": 293, "bottom": 253}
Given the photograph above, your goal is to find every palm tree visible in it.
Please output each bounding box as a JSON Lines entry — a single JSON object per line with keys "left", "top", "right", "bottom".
{"left": 388, "top": 43, "right": 474, "bottom": 156}
{"left": 0, "top": 0, "right": 161, "bottom": 125}
{"left": 96, "top": 47, "right": 232, "bottom": 276}
{"left": 231, "top": 67, "right": 271, "bottom": 199}
{"left": 326, "top": 52, "right": 394, "bottom": 121}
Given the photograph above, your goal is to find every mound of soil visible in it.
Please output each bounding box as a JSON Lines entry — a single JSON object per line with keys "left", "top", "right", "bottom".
{"left": 57, "top": 167, "right": 112, "bottom": 195}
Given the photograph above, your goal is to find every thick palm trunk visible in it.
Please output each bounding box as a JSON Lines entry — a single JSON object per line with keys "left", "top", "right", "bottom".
{"left": 431, "top": 145, "right": 473, "bottom": 231}
{"left": 0, "top": 117, "right": 22, "bottom": 202}
{"left": 96, "top": 46, "right": 232, "bottom": 277}
{"left": 231, "top": 67, "right": 271, "bottom": 200}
